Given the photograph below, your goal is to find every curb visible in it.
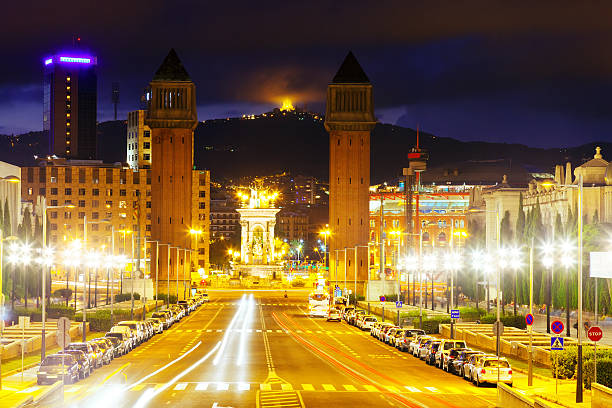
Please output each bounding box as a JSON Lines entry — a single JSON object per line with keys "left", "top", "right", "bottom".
{"left": 2, "top": 361, "right": 40, "bottom": 378}
{"left": 512, "top": 366, "right": 551, "bottom": 381}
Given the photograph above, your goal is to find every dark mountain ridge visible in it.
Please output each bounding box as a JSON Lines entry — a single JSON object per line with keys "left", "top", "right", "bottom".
{"left": 1, "top": 111, "right": 609, "bottom": 183}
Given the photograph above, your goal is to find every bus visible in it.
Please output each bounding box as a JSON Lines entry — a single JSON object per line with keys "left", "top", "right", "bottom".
{"left": 308, "top": 290, "right": 330, "bottom": 318}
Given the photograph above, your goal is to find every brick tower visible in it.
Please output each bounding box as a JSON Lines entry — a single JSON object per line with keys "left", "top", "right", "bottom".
{"left": 146, "top": 49, "right": 197, "bottom": 300}
{"left": 325, "top": 52, "right": 376, "bottom": 297}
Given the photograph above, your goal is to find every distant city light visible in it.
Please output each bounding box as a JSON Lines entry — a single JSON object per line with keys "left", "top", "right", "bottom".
{"left": 280, "top": 98, "right": 294, "bottom": 112}
{"left": 44, "top": 58, "right": 53, "bottom": 65}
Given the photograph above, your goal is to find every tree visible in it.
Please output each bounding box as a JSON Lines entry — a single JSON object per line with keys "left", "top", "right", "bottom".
{"left": 515, "top": 193, "right": 526, "bottom": 245}
{"left": 22, "top": 207, "right": 32, "bottom": 240}
{"left": 500, "top": 210, "right": 512, "bottom": 245}
{"left": 3, "top": 198, "right": 11, "bottom": 236}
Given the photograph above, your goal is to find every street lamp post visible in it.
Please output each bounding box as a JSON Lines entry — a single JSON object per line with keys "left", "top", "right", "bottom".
{"left": 541, "top": 175, "right": 585, "bottom": 402}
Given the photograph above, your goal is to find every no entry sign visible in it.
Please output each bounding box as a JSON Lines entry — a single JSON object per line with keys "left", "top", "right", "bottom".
{"left": 525, "top": 313, "right": 534, "bottom": 326}
{"left": 587, "top": 326, "right": 603, "bottom": 342}
{"left": 551, "top": 320, "right": 564, "bottom": 335}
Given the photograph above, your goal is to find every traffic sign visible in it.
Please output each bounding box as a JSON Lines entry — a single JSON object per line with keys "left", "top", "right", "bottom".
{"left": 396, "top": 301, "right": 403, "bottom": 309}
{"left": 451, "top": 309, "right": 460, "bottom": 319}
{"left": 551, "top": 337, "right": 564, "bottom": 350}
{"left": 525, "top": 313, "right": 534, "bottom": 326}
{"left": 587, "top": 326, "right": 603, "bottom": 342}
{"left": 493, "top": 321, "right": 505, "bottom": 337}
{"left": 551, "top": 320, "right": 564, "bottom": 335}
{"left": 379, "top": 296, "right": 386, "bottom": 302}
{"left": 56, "top": 331, "right": 71, "bottom": 349}
{"left": 57, "top": 317, "right": 70, "bottom": 330}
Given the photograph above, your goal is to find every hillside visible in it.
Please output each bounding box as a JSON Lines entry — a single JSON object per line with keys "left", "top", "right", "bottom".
{"left": 1, "top": 110, "right": 610, "bottom": 182}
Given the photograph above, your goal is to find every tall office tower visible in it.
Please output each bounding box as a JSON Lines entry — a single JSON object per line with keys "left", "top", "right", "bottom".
{"left": 127, "top": 110, "right": 152, "bottom": 170}
{"left": 325, "top": 52, "right": 376, "bottom": 296}
{"left": 43, "top": 52, "right": 97, "bottom": 159}
{"left": 146, "top": 49, "right": 198, "bottom": 299}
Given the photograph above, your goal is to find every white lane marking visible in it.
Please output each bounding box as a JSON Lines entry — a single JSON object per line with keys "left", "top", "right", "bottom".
{"left": 301, "top": 384, "right": 314, "bottom": 391}
{"left": 405, "top": 386, "right": 422, "bottom": 392}
{"left": 216, "top": 382, "right": 229, "bottom": 390}
{"left": 196, "top": 382, "right": 209, "bottom": 390}
{"left": 424, "top": 386, "right": 440, "bottom": 393}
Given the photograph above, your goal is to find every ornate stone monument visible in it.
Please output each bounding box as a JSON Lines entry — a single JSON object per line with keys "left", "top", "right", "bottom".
{"left": 235, "top": 181, "right": 282, "bottom": 279}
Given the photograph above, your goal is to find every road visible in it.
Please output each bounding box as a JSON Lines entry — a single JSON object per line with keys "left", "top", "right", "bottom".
{"left": 53, "top": 289, "right": 497, "bottom": 408}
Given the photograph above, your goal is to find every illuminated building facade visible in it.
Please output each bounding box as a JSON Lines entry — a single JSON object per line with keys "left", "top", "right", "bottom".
{"left": 21, "top": 157, "right": 150, "bottom": 257}
{"left": 127, "top": 110, "right": 152, "bottom": 170}
{"left": 325, "top": 52, "right": 375, "bottom": 294}
{"left": 43, "top": 53, "right": 97, "bottom": 159}
{"left": 369, "top": 186, "right": 470, "bottom": 273}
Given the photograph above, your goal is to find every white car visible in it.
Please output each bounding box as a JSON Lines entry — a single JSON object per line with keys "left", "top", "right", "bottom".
{"left": 410, "top": 335, "right": 431, "bottom": 356}
{"left": 327, "top": 309, "right": 342, "bottom": 321}
{"left": 471, "top": 356, "right": 512, "bottom": 387}
{"left": 360, "top": 316, "right": 377, "bottom": 331}
{"left": 434, "top": 339, "right": 467, "bottom": 369}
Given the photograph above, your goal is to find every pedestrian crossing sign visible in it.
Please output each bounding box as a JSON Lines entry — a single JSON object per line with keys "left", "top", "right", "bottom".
{"left": 551, "top": 337, "right": 564, "bottom": 350}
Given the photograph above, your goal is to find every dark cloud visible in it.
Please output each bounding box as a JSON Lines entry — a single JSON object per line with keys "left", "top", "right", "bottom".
{"left": 3, "top": 1, "right": 612, "bottom": 146}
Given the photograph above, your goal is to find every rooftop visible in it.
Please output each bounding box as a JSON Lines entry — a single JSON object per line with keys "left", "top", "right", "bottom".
{"left": 152, "top": 48, "right": 192, "bottom": 82}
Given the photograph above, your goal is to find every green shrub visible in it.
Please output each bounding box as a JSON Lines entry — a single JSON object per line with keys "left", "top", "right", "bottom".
{"left": 9, "top": 305, "right": 75, "bottom": 322}
{"left": 584, "top": 358, "right": 612, "bottom": 389}
{"left": 114, "top": 293, "right": 141, "bottom": 302}
{"left": 458, "top": 306, "right": 486, "bottom": 321}
{"left": 480, "top": 313, "right": 526, "bottom": 329}
{"left": 154, "top": 293, "right": 177, "bottom": 304}
{"left": 421, "top": 317, "right": 451, "bottom": 334}
{"left": 551, "top": 347, "right": 578, "bottom": 379}
{"left": 551, "top": 346, "right": 612, "bottom": 381}
{"left": 383, "top": 294, "right": 399, "bottom": 302}
{"left": 53, "top": 288, "right": 73, "bottom": 301}
{"left": 400, "top": 310, "right": 428, "bottom": 319}
{"left": 86, "top": 309, "right": 139, "bottom": 332}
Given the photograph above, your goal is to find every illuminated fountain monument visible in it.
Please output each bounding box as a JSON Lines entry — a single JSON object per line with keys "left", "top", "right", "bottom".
{"left": 235, "top": 181, "right": 283, "bottom": 279}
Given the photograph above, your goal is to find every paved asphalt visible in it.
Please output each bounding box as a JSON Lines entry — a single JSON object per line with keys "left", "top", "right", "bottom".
{"left": 55, "top": 289, "right": 497, "bottom": 408}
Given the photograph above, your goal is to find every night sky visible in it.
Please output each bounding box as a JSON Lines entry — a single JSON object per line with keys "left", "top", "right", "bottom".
{"left": 2, "top": 1, "right": 612, "bottom": 148}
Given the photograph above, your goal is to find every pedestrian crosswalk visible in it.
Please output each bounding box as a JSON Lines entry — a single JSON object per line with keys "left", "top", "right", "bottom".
{"left": 171, "top": 328, "right": 366, "bottom": 335}
{"left": 65, "top": 382, "right": 494, "bottom": 395}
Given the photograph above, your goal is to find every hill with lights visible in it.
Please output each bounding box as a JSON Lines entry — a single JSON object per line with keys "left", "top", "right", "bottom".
{"left": 1, "top": 107, "right": 610, "bottom": 183}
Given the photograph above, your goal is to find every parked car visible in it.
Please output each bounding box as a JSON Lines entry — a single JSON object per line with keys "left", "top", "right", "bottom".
{"left": 396, "top": 329, "right": 426, "bottom": 351}
{"left": 177, "top": 300, "right": 192, "bottom": 315}
{"left": 152, "top": 312, "right": 172, "bottom": 329}
{"left": 109, "top": 325, "right": 135, "bottom": 350}
{"left": 104, "top": 334, "right": 126, "bottom": 357}
{"left": 373, "top": 323, "right": 394, "bottom": 340}
{"left": 37, "top": 354, "right": 79, "bottom": 385}
{"left": 410, "top": 335, "right": 432, "bottom": 356}
{"left": 383, "top": 327, "right": 401, "bottom": 344}
{"left": 147, "top": 318, "right": 165, "bottom": 334}
{"left": 116, "top": 321, "right": 145, "bottom": 345}
{"left": 442, "top": 347, "right": 470, "bottom": 372}
{"left": 472, "top": 356, "right": 513, "bottom": 387}
{"left": 418, "top": 339, "right": 434, "bottom": 360}
{"left": 424, "top": 341, "right": 441, "bottom": 365}
{"left": 434, "top": 339, "right": 467, "bottom": 368}
{"left": 463, "top": 353, "right": 487, "bottom": 381}
{"left": 65, "top": 342, "right": 96, "bottom": 369}
{"left": 349, "top": 310, "right": 367, "bottom": 325}
{"left": 360, "top": 316, "right": 378, "bottom": 331}
{"left": 342, "top": 306, "right": 355, "bottom": 320}
{"left": 61, "top": 349, "right": 91, "bottom": 379}
{"left": 327, "top": 308, "right": 342, "bottom": 322}
{"left": 92, "top": 338, "right": 114, "bottom": 365}
{"left": 105, "top": 332, "right": 129, "bottom": 355}
{"left": 87, "top": 341, "right": 105, "bottom": 368}
{"left": 451, "top": 350, "right": 483, "bottom": 376}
